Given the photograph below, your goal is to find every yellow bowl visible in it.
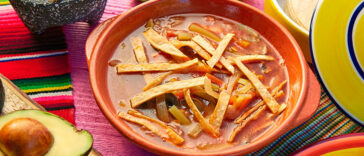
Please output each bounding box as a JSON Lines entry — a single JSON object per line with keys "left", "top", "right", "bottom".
{"left": 264, "top": 0, "right": 311, "bottom": 63}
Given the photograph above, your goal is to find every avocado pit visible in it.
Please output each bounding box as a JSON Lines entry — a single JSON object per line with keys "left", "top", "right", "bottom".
{"left": 0, "top": 118, "right": 54, "bottom": 156}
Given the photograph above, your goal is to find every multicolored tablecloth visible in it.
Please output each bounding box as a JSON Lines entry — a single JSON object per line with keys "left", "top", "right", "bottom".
{"left": 0, "top": 0, "right": 363, "bottom": 155}
{"left": 0, "top": 5, "right": 74, "bottom": 124}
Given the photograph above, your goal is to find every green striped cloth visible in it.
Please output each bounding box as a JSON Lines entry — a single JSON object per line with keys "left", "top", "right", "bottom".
{"left": 251, "top": 90, "right": 364, "bottom": 155}
{"left": 0, "top": 0, "right": 8, "bottom": 5}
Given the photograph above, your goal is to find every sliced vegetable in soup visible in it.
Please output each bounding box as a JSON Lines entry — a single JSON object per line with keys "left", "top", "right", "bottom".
{"left": 107, "top": 14, "right": 289, "bottom": 151}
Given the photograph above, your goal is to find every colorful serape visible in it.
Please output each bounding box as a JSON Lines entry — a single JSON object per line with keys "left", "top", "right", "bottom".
{"left": 251, "top": 90, "right": 364, "bottom": 155}
{"left": 0, "top": 0, "right": 9, "bottom": 6}
{"left": 0, "top": 5, "right": 74, "bottom": 124}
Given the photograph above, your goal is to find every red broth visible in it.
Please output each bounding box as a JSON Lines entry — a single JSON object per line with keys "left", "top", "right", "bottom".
{"left": 107, "top": 14, "right": 289, "bottom": 151}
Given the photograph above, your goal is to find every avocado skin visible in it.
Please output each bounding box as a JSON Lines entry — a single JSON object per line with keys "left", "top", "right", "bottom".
{"left": 0, "top": 79, "right": 4, "bottom": 112}
{"left": 0, "top": 110, "right": 93, "bottom": 156}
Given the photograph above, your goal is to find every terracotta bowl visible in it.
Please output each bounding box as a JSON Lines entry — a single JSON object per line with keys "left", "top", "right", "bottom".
{"left": 85, "top": 0, "right": 321, "bottom": 155}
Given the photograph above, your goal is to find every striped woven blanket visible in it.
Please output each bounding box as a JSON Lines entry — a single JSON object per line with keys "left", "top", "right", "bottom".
{"left": 0, "top": 5, "right": 74, "bottom": 124}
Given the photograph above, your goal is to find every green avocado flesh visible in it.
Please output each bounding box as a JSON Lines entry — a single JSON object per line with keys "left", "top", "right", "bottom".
{"left": 0, "top": 110, "right": 93, "bottom": 156}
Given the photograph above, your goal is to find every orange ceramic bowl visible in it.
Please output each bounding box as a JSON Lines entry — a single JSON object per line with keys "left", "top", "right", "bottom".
{"left": 86, "top": 0, "right": 321, "bottom": 155}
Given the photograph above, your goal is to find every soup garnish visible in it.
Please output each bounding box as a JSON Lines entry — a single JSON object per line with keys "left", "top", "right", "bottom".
{"left": 110, "top": 14, "right": 288, "bottom": 150}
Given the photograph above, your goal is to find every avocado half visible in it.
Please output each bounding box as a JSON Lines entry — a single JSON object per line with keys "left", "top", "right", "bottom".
{"left": 0, "top": 110, "right": 93, "bottom": 155}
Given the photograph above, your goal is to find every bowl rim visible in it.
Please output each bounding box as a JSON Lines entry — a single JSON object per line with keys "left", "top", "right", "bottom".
{"left": 309, "top": 0, "right": 364, "bottom": 126}
{"left": 270, "top": 0, "right": 309, "bottom": 35}
{"left": 88, "top": 0, "right": 308, "bottom": 155}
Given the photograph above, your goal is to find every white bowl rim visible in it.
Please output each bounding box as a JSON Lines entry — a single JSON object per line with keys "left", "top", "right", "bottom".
{"left": 272, "top": 0, "right": 309, "bottom": 35}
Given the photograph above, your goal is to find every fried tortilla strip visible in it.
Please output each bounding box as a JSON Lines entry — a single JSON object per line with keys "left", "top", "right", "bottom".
{"left": 226, "top": 70, "right": 242, "bottom": 94}
{"left": 118, "top": 112, "right": 168, "bottom": 143}
{"left": 117, "top": 58, "right": 198, "bottom": 73}
{"left": 130, "top": 36, "right": 153, "bottom": 83}
{"left": 127, "top": 110, "right": 184, "bottom": 145}
{"left": 232, "top": 55, "right": 275, "bottom": 63}
{"left": 238, "top": 78, "right": 254, "bottom": 93}
{"left": 131, "top": 36, "right": 148, "bottom": 63}
{"left": 235, "top": 81, "right": 287, "bottom": 123}
{"left": 131, "top": 77, "right": 206, "bottom": 107}
{"left": 271, "top": 80, "right": 287, "bottom": 95}
{"left": 209, "top": 90, "right": 230, "bottom": 129}
{"left": 184, "top": 89, "right": 219, "bottom": 137}
{"left": 207, "top": 33, "right": 234, "bottom": 69}
{"left": 204, "top": 78, "right": 219, "bottom": 99}
{"left": 228, "top": 105, "right": 265, "bottom": 142}
{"left": 143, "top": 28, "right": 188, "bottom": 59}
{"left": 192, "top": 35, "right": 215, "bottom": 53}
{"left": 171, "top": 40, "right": 211, "bottom": 61}
{"left": 188, "top": 124, "right": 203, "bottom": 138}
{"left": 171, "top": 40, "right": 224, "bottom": 69}
{"left": 194, "top": 35, "right": 235, "bottom": 73}
{"left": 143, "top": 71, "right": 173, "bottom": 91}
{"left": 234, "top": 58, "right": 280, "bottom": 113}
{"left": 271, "top": 102, "right": 287, "bottom": 118}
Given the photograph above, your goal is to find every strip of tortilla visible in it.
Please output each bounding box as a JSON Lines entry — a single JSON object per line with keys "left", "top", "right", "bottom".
{"left": 117, "top": 58, "right": 198, "bottom": 73}
{"left": 171, "top": 40, "right": 224, "bottom": 69}
{"left": 207, "top": 33, "right": 234, "bottom": 69}
{"left": 127, "top": 110, "right": 184, "bottom": 145}
{"left": 228, "top": 105, "right": 265, "bottom": 142}
{"left": 194, "top": 35, "right": 235, "bottom": 73}
{"left": 188, "top": 124, "right": 202, "bottom": 138}
{"left": 209, "top": 90, "right": 230, "bottom": 129}
{"left": 235, "top": 81, "right": 287, "bottom": 123}
{"left": 204, "top": 78, "right": 219, "bottom": 99}
{"left": 271, "top": 80, "right": 287, "bottom": 96}
{"left": 226, "top": 70, "right": 242, "bottom": 94}
{"left": 131, "top": 37, "right": 148, "bottom": 63}
{"left": 143, "top": 71, "right": 173, "bottom": 91}
{"left": 130, "top": 36, "right": 153, "bottom": 83}
{"left": 234, "top": 58, "right": 280, "bottom": 113}
{"left": 192, "top": 35, "right": 216, "bottom": 53}
{"left": 238, "top": 78, "right": 255, "bottom": 93}
{"left": 233, "top": 55, "right": 275, "bottom": 63}
{"left": 143, "top": 28, "right": 188, "bottom": 59}
{"left": 131, "top": 77, "right": 206, "bottom": 107}
{"left": 171, "top": 40, "right": 211, "bottom": 61}
{"left": 118, "top": 112, "right": 169, "bottom": 142}
{"left": 184, "top": 89, "right": 219, "bottom": 137}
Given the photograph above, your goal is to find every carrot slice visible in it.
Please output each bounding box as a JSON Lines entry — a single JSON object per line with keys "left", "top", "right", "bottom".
{"left": 209, "top": 90, "right": 231, "bottom": 130}
{"left": 131, "top": 77, "right": 206, "bottom": 108}
{"left": 234, "top": 58, "right": 280, "bottom": 113}
{"left": 143, "top": 28, "right": 188, "bottom": 60}
{"left": 193, "top": 35, "right": 235, "bottom": 73}
{"left": 205, "top": 73, "right": 224, "bottom": 86}
{"left": 184, "top": 89, "right": 219, "bottom": 137}
{"left": 207, "top": 33, "right": 235, "bottom": 69}
{"left": 117, "top": 58, "right": 198, "bottom": 73}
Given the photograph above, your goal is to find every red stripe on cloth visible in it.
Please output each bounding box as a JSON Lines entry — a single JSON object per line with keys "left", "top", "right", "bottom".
{"left": 49, "top": 108, "right": 75, "bottom": 125}
{"left": 0, "top": 54, "right": 70, "bottom": 80}
{"left": 33, "top": 95, "right": 74, "bottom": 109}
{"left": 0, "top": 49, "right": 67, "bottom": 58}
